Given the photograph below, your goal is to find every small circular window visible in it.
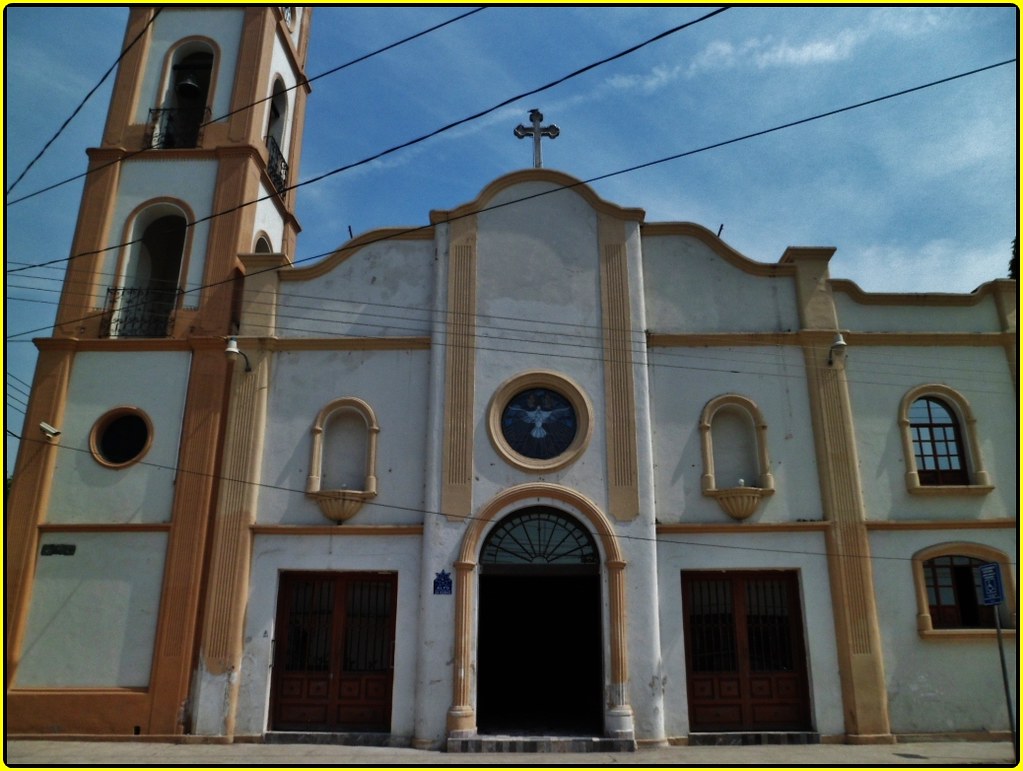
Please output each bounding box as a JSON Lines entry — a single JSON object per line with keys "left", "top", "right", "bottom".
{"left": 488, "top": 371, "right": 592, "bottom": 473}
{"left": 90, "top": 408, "right": 153, "bottom": 468}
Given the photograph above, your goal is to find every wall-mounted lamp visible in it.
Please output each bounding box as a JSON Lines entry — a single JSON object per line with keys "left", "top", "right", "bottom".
{"left": 225, "top": 336, "right": 252, "bottom": 372}
{"left": 828, "top": 333, "right": 848, "bottom": 366}
{"left": 39, "top": 421, "right": 61, "bottom": 439}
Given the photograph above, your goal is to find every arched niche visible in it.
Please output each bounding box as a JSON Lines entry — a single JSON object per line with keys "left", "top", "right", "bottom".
{"left": 305, "top": 397, "right": 379, "bottom": 523}
{"left": 699, "top": 394, "right": 775, "bottom": 520}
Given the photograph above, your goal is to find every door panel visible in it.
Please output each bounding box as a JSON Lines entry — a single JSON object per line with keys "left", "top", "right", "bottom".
{"left": 683, "top": 571, "right": 811, "bottom": 732}
{"left": 271, "top": 572, "right": 396, "bottom": 732}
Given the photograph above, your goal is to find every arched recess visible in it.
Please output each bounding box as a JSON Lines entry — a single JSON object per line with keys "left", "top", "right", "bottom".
{"left": 107, "top": 201, "right": 193, "bottom": 338}
{"left": 305, "top": 397, "right": 379, "bottom": 523}
{"left": 253, "top": 234, "right": 274, "bottom": 254}
{"left": 151, "top": 38, "right": 217, "bottom": 149}
{"left": 447, "top": 483, "right": 634, "bottom": 741}
{"left": 265, "top": 76, "right": 290, "bottom": 194}
{"left": 911, "top": 542, "right": 1016, "bottom": 637}
{"left": 898, "top": 384, "right": 992, "bottom": 495}
{"left": 699, "top": 394, "right": 775, "bottom": 520}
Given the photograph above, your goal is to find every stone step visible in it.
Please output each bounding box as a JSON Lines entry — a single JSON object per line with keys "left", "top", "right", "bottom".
{"left": 447, "top": 735, "right": 636, "bottom": 753}
{"left": 688, "top": 731, "right": 820, "bottom": 746}
{"left": 265, "top": 732, "right": 412, "bottom": 748}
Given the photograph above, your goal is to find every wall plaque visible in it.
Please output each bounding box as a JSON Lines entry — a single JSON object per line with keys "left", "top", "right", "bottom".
{"left": 433, "top": 570, "right": 452, "bottom": 595}
{"left": 41, "top": 544, "right": 76, "bottom": 556}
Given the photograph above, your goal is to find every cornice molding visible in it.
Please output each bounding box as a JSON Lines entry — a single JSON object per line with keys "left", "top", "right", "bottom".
{"left": 430, "top": 168, "right": 646, "bottom": 224}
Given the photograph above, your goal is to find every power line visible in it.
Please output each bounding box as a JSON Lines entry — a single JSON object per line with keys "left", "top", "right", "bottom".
{"left": 5, "top": 7, "right": 730, "bottom": 273}
{"left": 5, "top": 55, "right": 1016, "bottom": 347}
{"left": 3, "top": 7, "right": 485, "bottom": 208}
{"left": 4, "top": 9, "right": 162, "bottom": 197}
{"left": 8, "top": 429, "right": 1013, "bottom": 567}
{"left": 5, "top": 276, "right": 1014, "bottom": 392}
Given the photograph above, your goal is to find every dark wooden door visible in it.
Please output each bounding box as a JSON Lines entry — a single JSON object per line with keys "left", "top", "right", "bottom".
{"left": 682, "top": 571, "right": 811, "bottom": 732}
{"left": 271, "top": 572, "right": 397, "bottom": 732}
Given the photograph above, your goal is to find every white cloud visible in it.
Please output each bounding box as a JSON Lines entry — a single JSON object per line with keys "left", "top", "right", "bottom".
{"left": 752, "top": 30, "right": 863, "bottom": 68}
{"left": 836, "top": 238, "right": 1010, "bottom": 294}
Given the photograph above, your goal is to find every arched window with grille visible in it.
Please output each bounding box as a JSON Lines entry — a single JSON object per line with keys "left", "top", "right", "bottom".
{"left": 898, "top": 385, "right": 992, "bottom": 494}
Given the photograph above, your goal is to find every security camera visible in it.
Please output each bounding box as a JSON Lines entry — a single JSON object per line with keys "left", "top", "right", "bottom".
{"left": 39, "top": 422, "right": 61, "bottom": 439}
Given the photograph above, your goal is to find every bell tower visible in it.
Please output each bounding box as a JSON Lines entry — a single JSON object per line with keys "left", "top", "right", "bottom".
{"left": 54, "top": 5, "right": 311, "bottom": 340}
{"left": 5, "top": 6, "right": 312, "bottom": 737}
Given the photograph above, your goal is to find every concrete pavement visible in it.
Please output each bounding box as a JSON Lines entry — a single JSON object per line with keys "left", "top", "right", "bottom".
{"left": 4, "top": 738, "right": 1017, "bottom": 767}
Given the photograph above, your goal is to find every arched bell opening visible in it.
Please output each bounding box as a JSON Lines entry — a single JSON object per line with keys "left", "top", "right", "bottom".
{"left": 476, "top": 507, "right": 604, "bottom": 736}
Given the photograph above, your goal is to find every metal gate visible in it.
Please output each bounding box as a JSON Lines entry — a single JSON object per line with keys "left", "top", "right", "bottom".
{"left": 682, "top": 571, "right": 811, "bottom": 732}
{"left": 270, "top": 572, "right": 396, "bottom": 732}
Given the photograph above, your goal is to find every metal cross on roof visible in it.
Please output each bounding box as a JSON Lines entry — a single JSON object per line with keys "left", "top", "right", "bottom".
{"left": 514, "top": 108, "right": 559, "bottom": 168}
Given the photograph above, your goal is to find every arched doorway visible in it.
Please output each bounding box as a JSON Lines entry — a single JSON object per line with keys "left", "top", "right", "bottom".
{"left": 476, "top": 507, "right": 603, "bottom": 735}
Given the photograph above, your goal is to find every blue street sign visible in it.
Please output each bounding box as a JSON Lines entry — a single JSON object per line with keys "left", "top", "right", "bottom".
{"left": 978, "top": 562, "right": 1004, "bottom": 606}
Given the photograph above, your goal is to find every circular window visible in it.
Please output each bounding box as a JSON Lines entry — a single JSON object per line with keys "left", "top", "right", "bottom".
{"left": 488, "top": 371, "right": 592, "bottom": 472}
{"left": 501, "top": 388, "right": 577, "bottom": 460}
{"left": 90, "top": 408, "right": 153, "bottom": 468}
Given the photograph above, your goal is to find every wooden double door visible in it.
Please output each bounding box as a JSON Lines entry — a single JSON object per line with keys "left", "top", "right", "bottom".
{"left": 271, "top": 572, "right": 397, "bottom": 732}
{"left": 682, "top": 571, "right": 811, "bottom": 732}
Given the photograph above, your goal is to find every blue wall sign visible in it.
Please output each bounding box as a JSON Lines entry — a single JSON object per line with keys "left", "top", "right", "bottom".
{"left": 433, "top": 570, "right": 453, "bottom": 596}
{"left": 978, "top": 562, "right": 1004, "bottom": 606}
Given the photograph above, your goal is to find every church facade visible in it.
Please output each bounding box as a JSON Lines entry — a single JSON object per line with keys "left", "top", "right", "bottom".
{"left": 6, "top": 6, "right": 1017, "bottom": 748}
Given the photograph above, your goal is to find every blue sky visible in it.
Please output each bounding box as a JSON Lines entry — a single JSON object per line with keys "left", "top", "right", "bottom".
{"left": 4, "top": 5, "right": 1018, "bottom": 472}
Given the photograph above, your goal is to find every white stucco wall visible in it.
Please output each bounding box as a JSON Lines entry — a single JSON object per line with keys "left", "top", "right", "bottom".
{"left": 47, "top": 350, "right": 190, "bottom": 525}
{"left": 649, "top": 345, "right": 822, "bottom": 524}
{"left": 656, "top": 530, "right": 844, "bottom": 738}
{"left": 847, "top": 345, "right": 1017, "bottom": 521}
{"left": 252, "top": 181, "right": 285, "bottom": 252}
{"left": 277, "top": 239, "right": 434, "bottom": 338}
{"left": 642, "top": 235, "right": 800, "bottom": 333}
{"left": 833, "top": 288, "right": 1004, "bottom": 333}
{"left": 17, "top": 531, "right": 168, "bottom": 687}
{"left": 234, "top": 534, "right": 422, "bottom": 737}
{"left": 258, "top": 348, "right": 430, "bottom": 526}
{"left": 869, "top": 529, "right": 1017, "bottom": 733}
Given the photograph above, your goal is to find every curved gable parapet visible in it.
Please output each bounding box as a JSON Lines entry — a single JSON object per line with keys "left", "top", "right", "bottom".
{"left": 831, "top": 277, "right": 1014, "bottom": 307}
{"left": 429, "top": 169, "right": 646, "bottom": 225}
{"left": 279, "top": 226, "right": 434, "bottom": 282}
{"left": 642, "top": 222, "right": 797, "bottom": 278}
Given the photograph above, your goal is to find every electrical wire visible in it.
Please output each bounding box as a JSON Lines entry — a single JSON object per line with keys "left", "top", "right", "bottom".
{"left": 4, "top": 276, "right": 1014, "bottom": 393}
{"left": 5, "top": 6, "right": 730, "bottom": 272}
{"left": 4, "top": 9, "right": 162, "bottom": 197}
{"left": 7, "top": 429, "right": 1014, "bottom": 567}
{"left": 5, "top": 51, "right": 1016, "bottom": 347}
{"left": 3, "top": 7, "right": 485, "bottom": 208}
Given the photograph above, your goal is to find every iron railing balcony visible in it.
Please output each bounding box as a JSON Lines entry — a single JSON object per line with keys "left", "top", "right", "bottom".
{"left": 101, "top": 286, "right": 181, "bottom": 338}
{"left": 266, "top": 134, "right": 289, "bottom": 195}
{"left": 147, "top": 107, "right": 211, "bottom": 149}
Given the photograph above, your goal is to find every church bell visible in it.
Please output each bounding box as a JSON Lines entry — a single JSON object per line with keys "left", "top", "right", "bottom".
{"left": 175, "top": 74, "right": 201, "bottom": 98}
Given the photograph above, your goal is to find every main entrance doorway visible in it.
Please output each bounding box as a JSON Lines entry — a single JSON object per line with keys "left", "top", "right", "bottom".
{"left": 682, "top": 570, "right": 812, "bottom": 732}
{"left": 270, "top": 572, "right": 397, "bottom": 732}
{"left": 476, "top": 508, "right": 603, "bottom": 735}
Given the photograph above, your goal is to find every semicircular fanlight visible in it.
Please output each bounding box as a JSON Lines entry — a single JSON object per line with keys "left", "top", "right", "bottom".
{"left": 481, "top": 508, "right": 598, "bottom": 566}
